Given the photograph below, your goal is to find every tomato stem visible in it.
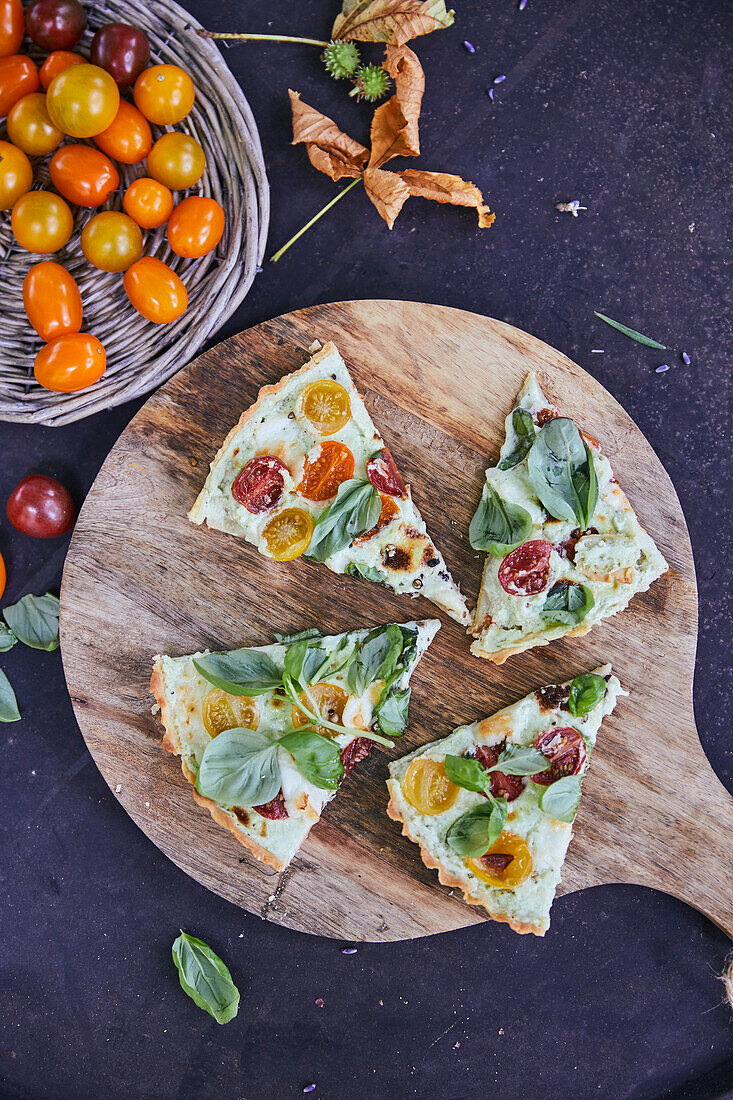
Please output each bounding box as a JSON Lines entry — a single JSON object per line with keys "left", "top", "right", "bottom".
{"left": 197, "top": 31, "right": 330, "bottom": 47}
{"left": 270, "top": 178, "right": 362, "bottom": 263}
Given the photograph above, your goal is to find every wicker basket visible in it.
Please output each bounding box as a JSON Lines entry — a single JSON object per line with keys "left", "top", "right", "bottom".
{"left": 0, "top": 0, "right": 269, "bottom": 426}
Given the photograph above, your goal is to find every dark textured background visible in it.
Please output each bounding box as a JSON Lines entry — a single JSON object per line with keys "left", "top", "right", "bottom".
{"left": 2, "top": 2, "right": 732, "bottom": 1097}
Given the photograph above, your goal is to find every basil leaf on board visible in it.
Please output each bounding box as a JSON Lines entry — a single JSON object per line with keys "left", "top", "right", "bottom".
{"left": 171, "top": 932, "right": 240, "bottom": 1025}
{"left": 527, "top": 417, "right": 598, "bottom": 528}
{"left": 304, "top": 479, "right": 381, "bottom": 562}
{"left": 568, "top": 673, "right": 607, "bottom": 717}
{"left": 3, "top": 592, "right": 59, "bottom": 651}
{"left": 0, "top": 623, "right": 17, "bottom": 652}
{"left": 0, "top": 668, "right": 20, "bottom": 722}
{"left": 498, "top": 408, "right": 536, "bottom": 470}
{"left": 374, "top": 686, "right": 411, "bottom": 738}
{"left": 495, "top": 743, "right": 550, "bottom": 775}
{"left": 541, "top": 581, "right": 594, "bottom": 625}
{"left": 344, "top": 562, "right": 387, "bottom": 584}
{"left": 445, "top": 799, "right": 508, "bottom": 859}
{"left": 469, "top": 481, "right": 533, "bottom": 554}
{"left": 273, "top": 628, "right": 324, "bottom": 645}
{"left": 279, "top": 729, "right": 344, "bottom": 790}
{"left": 196, "top": 728, "right": 281, "bottom": 806}
{"left": 346, "top": 625, "right": 403, "bottom": 696}
{"left": 538, "top": 775, "right": 582, "bottom": 822}
{"left": 593, "top": 312, "right": 666, "bottom": 350}
{"left": 444, "top": 753, "right": 490, "bottom": 794}
{"left": 193, "top": 649, "right": 282, "bottom": 696}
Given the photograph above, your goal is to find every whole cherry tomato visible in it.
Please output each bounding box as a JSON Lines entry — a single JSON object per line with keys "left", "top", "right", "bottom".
{"left": 81, "top": 210, "right": 142, "bottom": 272}
{"left": 147, "top": 132, "right": 205, "bottom": 190}
{"left": 0, "top": 140, "right": 32, "bottom": 210}
{"left": 23, "top": 261, "right": 82, "bottom": 341}
{"left": 40, "top": 49, "right": 84, "bottom": 90}
{"left": 0, "top": 0, "right": 23, "bottom": 57}
{"left": 0, "top": 550, "right": 5, "bottom": 599}
{"left": 25, "top": 0, "right": 86, "bottom": 50}
{"left": 123, "top": 256, "right": 187, "bottom": 324}
{"left": 123, "top": 177, "right": 173, "bottom": 229}
{"left": 12, "top": 190, "right": 73, "bottom": 253}
{"left": 7, "top": 92, "right": 63, "bottom": 156}
{"left": 34, "top": 332, "right": 105, "bottom": 392}
{"left": 167, "top": 196, "right": 224, "bottom": 258}
{"left": 0, "top": 54, "right": 39, "bottom": 118}
{"left": 134, "top": 64, "right": 194, "bottom": 125}
{"left": 50, "top": 144, "right": 119, "bottom": 206}
{"left": 93, "top": 99, "right": 151, "bottom": 164}
{"left": 47, "top": 63, "right": 119, "bottom": 138}
{"left": 90, "top": 22, "right": 149, "bottom": 88}
{"left": 6, "top": 474, "right": 76, "bottom": 537}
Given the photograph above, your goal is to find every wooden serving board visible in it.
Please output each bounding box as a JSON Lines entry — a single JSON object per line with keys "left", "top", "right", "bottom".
{"left": 60, "top": 301, "right": 733, "bottom": 941}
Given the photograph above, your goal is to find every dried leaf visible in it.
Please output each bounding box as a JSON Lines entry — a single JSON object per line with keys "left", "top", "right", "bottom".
{"left": 289, "top": 90, "right": 369, "bottom": 181}
{"left": 397, "top": 169, "right": 496, "bottom": 227}
{"left": 363, "top": 167, "right": 411, "bottom": 228}
{"left": 332, "top": 0, "right": 454, "bottom": 45}
{"left": 369, "top": 45, "right": 424, "bottom": 169}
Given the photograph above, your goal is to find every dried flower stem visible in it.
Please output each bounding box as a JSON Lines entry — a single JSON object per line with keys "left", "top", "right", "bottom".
{"left": 197, "top": 30, "right": 329, "bottom": 47}
{"left": 270, "top": 178, "right": 362, "bottom": 263}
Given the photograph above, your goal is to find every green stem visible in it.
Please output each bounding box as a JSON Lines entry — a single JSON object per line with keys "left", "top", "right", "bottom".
{"left": 197, "top": 30, "right": 330, "bottom": 47}
{"left": 283, "top": 676, "right": 393, "bottom": 747}
{"left": 270, "top": 178, "right": 362, "bottom": 263}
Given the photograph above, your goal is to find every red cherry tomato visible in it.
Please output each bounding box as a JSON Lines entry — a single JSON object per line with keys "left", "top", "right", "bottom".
{"left": 298, "top": 442, "right": 355, "bottom": 502}
{"left": 123, "top": 177, "right": 173, "bottom": 228}
{"left": 40, "top": 49, "right": 84, "bottom": 90}
{"left": 23, "top": 261, "right": 82, "bottom": 341}
{"left": 81, "top": 211, "right": 142, "bottom": 272}
{"left": 340, "top": 737, "right": 372, "bottom": 777}
{"left": 134, "top": 63, "right": 194, "bottom": 125}
{"left": 0, "top": 0, "right": 23, "bottom": 58}
{"left": 497, "top": 539, "right": 553, "bottom": 596}
{"left": 34, "top": 332, "right": 106, "bottom": 392}
{"left": 90, "top": 22, "right": 149, "bottom": 88}
{"left": 0, "top": 54, "right": 39, "bottom": 118}
{"left": 25, "top": 0, "right": 85, "bottom": 50}
{"left": 11, "top": 190, "right": 73, "bottom": 253}
{"left": 50, "top": 144, "right": 119, "bottom": 207}
{"left": 0, "top": 139, "right": 32, "bottom": 210}
{"left": 167, "top": 196, "right": 224, "bottom": 258}
{"left": 252, "top": 793, "right": 288, "bottom": 820}
{"left": 6, "top": 474, "right": 76, "bottom": 537}
{"left": 123, "top": 256, "right": 187, "bottom": 324}
{"left": 366, "top": 447, "right": 406, "bottom": 498}
{"left": 531, "top": 727, "right": 587, "bottom": 785}
{"left": 231, "top": 456, "right": 288, "bottom": 514}
{"left": 93, "top": 99, "right": 151, "bottom": 164}
{"left": 472, "top": 743, "right": 525, "bottom": 802}
{"left": 0, "top": 551, "right": 5, "bottom": 598}
{"left": 46, "top": 63, "right": 119, "bottom": 138}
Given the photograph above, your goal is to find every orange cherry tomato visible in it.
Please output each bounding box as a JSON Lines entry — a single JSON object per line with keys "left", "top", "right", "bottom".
{"left": 466, "top": 832, "right": 533, "bottom": 889}
{"left": 0, "top": 549, "right": 5, "bottom": 599}
{"left": 261, "top": 507, "right": 314, "bottom": 561}
{"left": 0, "top": 0, "right": 24, "bottom": 58}
{"left": 133, "top": 64, "right": 194, "bottom": 125}
{"left": 296, "top": 379, "right": 351, "bottom": 436}
{"left": 50, "top": 144, "right": 119, "bottom": 207}
{"left": 93, "top": 98, "right": 151, "bottom": 164}
{"left": 11, "top": 190, "right": 73, "bottom": 253}
{"left": 167, "top": 195, "right": 224, "bottom": 258}
{"left": 23, "top": 261, "right": 82, "bottom": 341}
{"left": 81, "top": 211, "right": 142, "bottom": 272}
{"left": 123, "top": 256, "right": 187, "bottom": 324}
{"left": 0, "top": 54, "right": 39, "bottom": 118}
{"left": 40, "top": 50, "right": 84, "bottom": 90}
{"left": 7, "top": 92, "right": 63, "bottom": 155}
{"left": 147, "top": 132, "right": 205, "bottom": 191}
{"left": 298, "top": 441, "right": 355, "bottom": 502}
{"left": 202, "top": 689, "right": 258, "bottom": 737}
{"left": 46, "top": 63, "right": 119, "bottom": 138}
{"left": 291, "top": 683, "right": 348, "bottom": 738}
{"left": 34, "top": 332, "right": 105, "bottom": 392}
{"left": 401, "top": 758, "right": 459, "bottom": 815}
{"left": 0, "top": 140, "right": 32, "bottom": 210}
{"left": 123, "top": 177, "right": 173, "bottom": 228}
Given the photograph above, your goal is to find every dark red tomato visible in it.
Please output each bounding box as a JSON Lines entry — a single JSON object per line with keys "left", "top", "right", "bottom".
{"left": 340, "top": 737, "right": 372, "bottom": 778}
{"left": 556, "top": 525, "right": 598, "bottom": 562}
{"left": 90, "top": 22, "right": 149, "bottom": 88}
{"left": 25, "top": 0, "right": 86, "bottom": 50}
{"left": 253, "top": 792, "right": 288, "bottom": 820}
{"left": 531, "top": 727, "right": 587, "bottom": 785}
{"left": 472, "top": 743, "right": 525, "bottom": 802}
{"left": 7, "top": 474, "right": 76, "bottom": 537}
{"left": 366, "top": 447, "right": 406, "bottom": 498}
{"left": 497, "top": 539, "right": 553, "bottom": 596}
{"left": 232, "top": 455, "right": 287, "bottom": 514}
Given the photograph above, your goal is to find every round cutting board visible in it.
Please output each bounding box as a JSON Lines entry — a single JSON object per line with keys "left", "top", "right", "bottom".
{"left": 60, "top": 301, "right": 733, "bottom": 941}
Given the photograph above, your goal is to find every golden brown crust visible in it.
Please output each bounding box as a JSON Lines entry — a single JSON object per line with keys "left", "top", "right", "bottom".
{"left": 191, "top": 789, "right": 287, "bottom": 871}
{"left": 470, "top": 621, "right": 592, "bottom": 663}
{"left": 150, "top": 663, "right": 181, "bottom": 754}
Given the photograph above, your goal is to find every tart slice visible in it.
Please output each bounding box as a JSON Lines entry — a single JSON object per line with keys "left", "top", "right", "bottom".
{"left": 151, "top": 619, "right": 439, "bottom": 871}
{"left": 469, "top": 372, "right": 668, "bottom": 662}
{"left": 189, "top": 341, "right": 469, "bottom": 625}
{"left": 387, "top": 666, "right": 625, "bottom": 935}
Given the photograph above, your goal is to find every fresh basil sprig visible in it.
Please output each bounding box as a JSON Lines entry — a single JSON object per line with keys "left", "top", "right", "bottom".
{"left": 498, "top": 408, "right": 536, "bottom": 470}
{"left": 568, "top": 673, "right": 606, "bottom": 717}
{"left": 279, "top": 729, "right": 343, "bottom": 790}
{"left": 445, "top": 799, "right": 508, "bottom": 858}
{"left": 0, "top": 623, "right": 17, "bottom": 653}
{"left": 0, "top": 668, "right": 20, "bottom": 723}
{"left": 193, "top": 649, "right": 282, "bottom": 696}
{"left": 346, "top": 624, "right": 403, "bottom": 696}
{"left": 527, "top": 417, "right": 598, "bottom": 528}
{"left": 345, "top": 562, "right": 387, "bottom": 584}
{"left": 3, "top": 592, "right": 59, "bottom": 651}
{"left": 273, "top": 627, "right": 324, "bottom": 644}
{"left": 305, "top": 479, "right": 381, "bottom": 561}
{"left": 172, "top": 932, "right": 240, "bottom": 1025}
{"left": 469, "top": 481, "right": 533, "bottom": 555}
{"left": 541, "top": 581, "right": 594, "bottom": 625}
{"left": 537, "top": 775, "right": 582, "bottom": 822}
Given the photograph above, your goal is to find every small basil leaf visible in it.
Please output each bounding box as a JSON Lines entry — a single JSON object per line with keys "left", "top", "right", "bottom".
{"left": 283, "top": 639, "right": 331, "bottom": 692}
{"left": 0, "top": 668, "right": 20, "bottom": 722}
{"left": 541, "top": 581, "right": 595, "bottom": 625}
{"left": 345, "top": 562, "right": 387, "bottom": 584}
{"left": 494, "top": 743, "right": 550, "bottom": 775}
{"left": 469, "top": 482, "right": 533, "bottom": 554}
{"left": 279, "top": 729, "right": 344, "bottom": 790}
{"left": 498, "top": 408, "right": 536, "bottom": 470}
{"left": 196, "top": 728, "right": 281, "bottom": 806}
{"left": 527, "top": 417, "right": 599, "bottom": 528}
{"left": 444, "top": 753, "right": 490, "bottom": 793}
{"left": 3, "top": 592, "right": 59, "bottom": 651}
{"left": 274, "top": 628, "right": 324, "bottom": 645}
{"left": 347, "top": 625, "right": 403, "bottom": 696}
{"left": 193, "top": 649, "right": 282, "bottom": 696}
{"left": 172, "top": 932, "right": 240, "bottom": 1025}
{"left": 538, "top": 775, "right": 582, "bottom": 822}
{"left": 568, "top": 673, "right": 607, "bottom": 717}
{"left": 375, "top": 686, "right": 410, "bottom": 738}
{"left": 445, "top": 799, "right": 508, "bottom": 858}
{"left": 0, "top": 623, "right": 17, "bottom": 652}
{"left": 304, "top": 479, "right": 381, "bottom": 562}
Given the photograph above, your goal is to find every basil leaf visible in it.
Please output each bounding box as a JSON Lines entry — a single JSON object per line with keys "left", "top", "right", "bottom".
{"left": 193, "top": 649, "right": 282, "bottom": 696}
{"left": 172, "top": 932, "right": 240, "bottom": 1025}
{"left": 541, "top": 581, "right": 594, "bottom": 625}
{"left": 3, "top": 592, "right": 59, "bottom": 651}
{"left": 444, "top": 753, "right": 490, "bottom": 794}
{"left": 538, "top": 775, "right": 582, "bottom": 822}
{"left": 469, "top": 481, "right": 533, "bottom": 554}
{"left": 495, "top": 743, "right": 549, "bottom": 775}
{"left": 279, "top": 729, "right": 344, "bottom": 790}
{"left": 196, "top": 728, "right": 281, "bottom": 806}
{"left": 0, "top": 668, "right": 20, "bottom": 722}
{"left": 593, "top": 312, "right": 666, "bottom": 350}
{"left": 445, "top": 799, "right": 508, "bottom": 859}
{"left": 498, "top": 408, "right": 536, "bottom": 470}
{"left": 527, "top": 417, "right": 598, "bottom": 528}
{"left": 347, "top": 625, "right": 403, "bottom": 696}
{"left": 374, "top": 686, "right": 410, "bottom": 738}
{"left": 345, "top": 562, "right": 387, "bottom": 584}
{"left": 274, "top": 628, "right": 324, "bottom": 645}
{"left": 304, "top": 479, "right": 381, "bottom": 562}
{"left": 568, "top": 673, "right": 607, "bottom": 717}
{"left": 0, "top": 623, "right": 17, "bottom": 652}
{"left": 282, "top": 639, "right": 330, "bottom": 692}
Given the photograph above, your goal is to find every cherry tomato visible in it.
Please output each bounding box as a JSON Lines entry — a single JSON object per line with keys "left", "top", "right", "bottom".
{"left": 7, "top": 92, "right": 63, "bottom": 156}
{"left": 296, "top": 380, "right": 351, "bottom": 436}
{"left": 0, "top": 54, "right": 39, "bottom": 118}
{"left": 0, "top": 140, "right": 32, "bottom": 211}
{"left": 93, "top": 98, "right": 151, "bottom": 164}
{"left": 253, "top": 793, "right": 288, "bottom": 820}
{"left": 23, "top": 261, "right": 82, "bottom": 341}
{"left": 81, "top": 211, "right": 142, "bottom": 272}
{"left": 261, "top": 507, "right": 313, "bottom": 561}
{"left": 531, "top": 728, "right": 587, "bottom": 786}
{"left": 0, "top": 0, "right": 23, "bottom": 58}
{"left": 134, "top": 64, "right": 194, "bottom": 125}
{"left": 122, "top": 177, "right": 172, "bottom": 229}
{"left": 123, "top": 256, "right": 187, "bottom": 323}
{"left": 298, "top": 441, "right": 354, "bottom": 502}
{"left": 34, "top": 332, "right": 105, "bottom": 392}
{"left": 0, "top": 550, "right": 5, "bottom": 599}
{"left": 471, "top": 743, "right": 525, "bottom": 802}
{"left": 232, "top": 455, "right": 287, "bottom": 514}
{"left": 497, "top": 539, "right": 553, "bottom": 596}
{"left": 401, "top": 758, "right": 458, "bottom": 815}
{"left": 40, "top": 49, "right": 84, "bottom": 90}
{"left": 466, "top": 833, "right": 533, "bottom": 889}
{"left": 352, "top": 492, "right": 399, "bottom": 546}
{"left": 146, "top": 132, "right": 205, "bottom": 191}
{"left": 25, "top": 0, "right": 85, "bottom": 50}
{"left": 366, "top": 447, "right": 406, "bottom": 498}
{"left": 90, "top": 22, "right": 149, "bottom": 88}
{"left": 11, "top": 190, "right": 73, "bottom": 253}
{"left": 6, "top": 474, "right": 76, "bottom": 538}
{"left": 46, "top": 63, "right": 119, "bottom": 138}
{"left": 50, "top": 144, "right": 119, "bottom": 207}
{"left": 202, "top": 689, "right": 258, "bottom": 737}
{"left": 167, "top": 196, "right": 224, "bottom": 258}
{"left": 340, "top": 737, "right": 372, "bottom": 777}
{"left": 291, "top": 683, "right": 348, "bottom": 738}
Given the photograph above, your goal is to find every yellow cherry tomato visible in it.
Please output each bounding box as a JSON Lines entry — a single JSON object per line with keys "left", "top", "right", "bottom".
{"left": 46, "top": 63, "right": 119, "bottom": 138}
{"left": 401, "top": 758, "right": 459, "bottom": 815}
{"left": 466, "top": 832, "right": 533, "bottom": 889}
{"left": 202, "top": 688, "right": 258, "bottom": 737}
{"left": 81, "top": 211, "right": 142, "bottom": 273}
{"left": 133, "top": 63, "right": 194, "bottom": 125}
{"left": 0, "top": 139, "right": 32, "bottom": 210}
{"left": 296, "top": 380, "right": 351, "bottom": 436}
{"left": 147, "top": 132, "right": 205, "bottom": 190}
{"left": 291, "top": 683, "right": 349, "bottom": 738}
{"left": 262, "top": 507, "right": 313, "bottom": 561}
{"left": 11, "top": 190, "right": 73, "bottom": 253}
{"left": 7, "top": 92, "right": 63, "bottom": 156}
{"left": 34, "top": 332, "right": 106, "bottom": 392}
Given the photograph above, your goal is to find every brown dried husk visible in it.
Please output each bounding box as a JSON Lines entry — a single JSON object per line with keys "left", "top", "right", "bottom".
{"left": 332, "top": 0, "right": 454, "bottom": 46}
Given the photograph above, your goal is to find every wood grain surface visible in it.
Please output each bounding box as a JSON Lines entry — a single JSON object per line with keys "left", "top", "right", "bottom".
{"left": 59, "top": 301, "right": 733, "bottom": 941}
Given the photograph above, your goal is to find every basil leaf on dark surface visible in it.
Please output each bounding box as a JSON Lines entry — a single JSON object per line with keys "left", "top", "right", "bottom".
{"left": 538, "top": 775, "right": 582, "bottom": 822}
{"left": 375, "top": 686, "right": 410, "bottom": 738}
{"left": 527, "top": 417, "right": 598, "bottom": 527}
{"left": 274, "top": 627, "right": 324, "bottom": 645}
{"left": 347, "top": 624, "right": 403, "bottom": 696}
{"left": 444, "top": 753, "right": 490, "bottom": 793}
{"left": 445, "top": 799, "right": 508, "bottom": 858}
{"left": 193, "top": 649, "right": 282, "bottom": 696}
{"left": 3, "top": 592, "right": 59, "bottom": 651}
{"left": 469, "top": 481, "right": 533, "bottom": 554}
{"left": 304, "top": 479, "right": 381, "bottom": 561}
{"left": 0, "top": 623, "right": 17, "bottom": 652}
{"left": 495, "top": 743, "right": 550, "bottom": 775}
{"left": 196, "top": 728, "right": 281, "bottom": 806}
{"left": 279, "top": 729, "right": 344, "bottom": 789}
{"left": 593, "top": 311, "right": 666, "bottom": 349}
{"left": 568, "top": 673, "right": 607, "bottom": 717}
{"left": 0, "top": 668, "right": 20, "bottom": 722}
{"left": 172, "top": 932, "right": 240, "bottom": 1025}
{"left": 344, "top": 562, "right": 387, "bottom": 584}
{"left": 541, "top": 581, "right": 595, "bottom": 625}
{"left": 498, "top": 408, "right": 536, "bottom": 470}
